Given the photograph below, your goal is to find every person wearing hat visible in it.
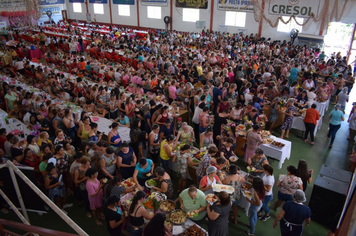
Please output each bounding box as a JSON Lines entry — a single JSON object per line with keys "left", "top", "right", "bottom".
{"left": 273, "top": 189, "right": 311, "bottom": 236}
{"left": 199, "top": 165, "right": 222, "bottom": 195}
{"left": 328, "top": 104, "right": 344, "bottom": 148}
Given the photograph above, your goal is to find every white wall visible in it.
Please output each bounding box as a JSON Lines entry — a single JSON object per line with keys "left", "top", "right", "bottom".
{"left": 64, "top": 0, "right": 356, "bottom": 40}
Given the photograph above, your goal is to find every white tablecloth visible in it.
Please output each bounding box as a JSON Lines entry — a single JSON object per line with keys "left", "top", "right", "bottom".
{"left": 313, "top": 100, "right": 330, "bottom": 117}
{"left": 90, "top": 115, "right": 130, "bottom": 143}
{"left": 259, "top": 136, "right": 292, "bottom": 169}
{"left": 0, "top": 109, "right": 32, "bottom": 141}
{"left": 291, "top": 116, "right": 322, "bottom": 136}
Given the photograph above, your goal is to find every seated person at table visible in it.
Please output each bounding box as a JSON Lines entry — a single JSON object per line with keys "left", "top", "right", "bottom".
{"left": 133, "top": 157, "right": 154, "bottom": 188}
{"left": 179, "top": 186, "right": 207, "bottom": 222}
{"left": 295, "top": 90, "right": 308, "bottom": 109}
{"left": 159, "top": 119, "right": 175, "bottom": 141}
{"left": 199, "top": 166, "right": 222, "bottom": 195}
{"left": 247, "top": 148, "right": 269, "bottom": 178}
{"left": 115, "top": 112, "right": 130, "bottom": 128}
{"left": 151, "top": 167, "right": 174, "bottom": 199}
{"left": 96, "top": 104, "right": 108, "bottom": 118}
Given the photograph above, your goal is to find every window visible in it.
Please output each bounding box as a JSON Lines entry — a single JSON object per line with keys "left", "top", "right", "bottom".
{"left": 277, "top": 16, "right": 303, "bottom": 33}
{"left": 225, "top": 11, "right": 246, "bottom": 27}
{"left": 93, "top": 3, "right": 104, "bottom": 14}
{"left": 147, "top": 6, "right": 161, "bottom": 19}
{"left": 118, "top": 5, "right": 130, "bottom": 16}
{"left": 73, "top": 3, "right": 82, "bottom": 13}
{"left": 182, "top": 8, "right": 199, "bottom": 22}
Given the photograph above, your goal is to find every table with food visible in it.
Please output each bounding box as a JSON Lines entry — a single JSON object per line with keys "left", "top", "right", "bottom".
{"left": 259, "top": 136, "right": 292, "bottom": 169}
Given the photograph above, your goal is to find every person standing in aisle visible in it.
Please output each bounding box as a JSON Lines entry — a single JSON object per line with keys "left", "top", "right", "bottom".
{"left": 303, "top": 104, "right": 320, "bottom": 145}
{"left": 327, "top": 104, "right": 344, "bottom": 148}
{"left": 273, "top": 190, "right": 311, "bottom": 236}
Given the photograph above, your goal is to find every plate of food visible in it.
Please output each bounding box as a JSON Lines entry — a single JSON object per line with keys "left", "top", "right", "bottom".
{"left": 189, "top": 148, "right": 199, "bottom": 155}
{"left": 237, "top": 124, "right": 246, "bottom": 131}
{"left": 242, "top": 183, "right": 252, "bottom": 190}
{"left": 247, "top": 166, "right": 256, "bottom": 172}
{"left": 121, "top": 178, "right": 136, "bottom": 188}
{"left": 262, "top": 137, "right": 274, "bottom": 144}
{"left": 259, "top": 130, "right": 271, "bottom": 137}
{"left": 205, "top": 194, "right": 218, "bottom": 204}
{"left": 270, "top": 141, "right": 285, "bottom": 149}
{"left": 145, "top": 179, "right": 156, "bottom": 188}
{"left": 164, "top": 220, "right": 173, "bottom": 232}
{"left": 212, "top": 184, "right": 234, "bottom": 194}
{"left": 192, "top": 158, "right": 200, "bottom": 164}
{"left": 186, "top": 210, "right": 199, "bottom": 218}
{"left": 169, "top": 210, "right": 187, "bottom": 225}
{"left": 160, "top": 200, "right": 176, "bottom": 213}
{"left": 229, "top": 156, "right": 238, "bottom": 162}
{"left": 242, "top": 190, "right": 253, "bottom": 199}
{"left": 185, "top": 224, "right": 207, "bottom": 236}
{"left": 219, "top": 171, "right": 227, "bottom": 181}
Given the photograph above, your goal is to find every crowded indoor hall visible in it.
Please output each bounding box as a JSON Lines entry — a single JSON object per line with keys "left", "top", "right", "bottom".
{"left": 0, "top": 0, "right": 355, "bottom": 235}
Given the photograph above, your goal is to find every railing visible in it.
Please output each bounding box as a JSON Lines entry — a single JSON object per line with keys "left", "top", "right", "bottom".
{"left": 0, "top": 219, "right": 80, "bottom": 236}
{"left": 0, "top": 161, "right": 88, "bottom": 236}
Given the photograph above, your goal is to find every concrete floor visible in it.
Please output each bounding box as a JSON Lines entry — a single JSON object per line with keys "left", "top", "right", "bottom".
{"left": 2, "top": 93, "right": 354, "bottom": 236}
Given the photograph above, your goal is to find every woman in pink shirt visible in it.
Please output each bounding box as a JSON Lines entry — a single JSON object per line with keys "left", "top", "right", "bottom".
{"left": 169, "top": 80, "right": 177, "bottom": 102}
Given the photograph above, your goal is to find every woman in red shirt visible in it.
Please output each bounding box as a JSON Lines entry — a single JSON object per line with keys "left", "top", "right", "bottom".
{"left": 303, "top": 104, "right": 320, "bottom": 145}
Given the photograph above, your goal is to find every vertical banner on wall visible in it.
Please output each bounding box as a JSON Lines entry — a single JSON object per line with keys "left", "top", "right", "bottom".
{"left": 86, "top": 13, "right": 91, "bottom": 22}
{"left": 39, "top": 0, "right": 65, "bottom": 5}
{"left": 268, "top": 0, "right": 321, "bottom": 18}
{"left": 113, "top": 0, "right": 134, "bottom": 4}
{"left": 217, "top": 0, "right": 253, "bottom": 11}
{"left": 141, "top": 0, "right": 167, "bottom": 6}
{"left": 175, "top": 0, "right": 208, "bottom": 9}
{"left": 68, "top": 0, "right": 85, "bottom": 3}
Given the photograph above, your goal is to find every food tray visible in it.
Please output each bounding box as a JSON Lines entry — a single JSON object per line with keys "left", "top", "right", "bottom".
{"left": 270, "top": 141, "right": 285, "bottom": 149}
{"left": 160, "top": 200, "right": 176, "bottom": 213}
{"left": 185, "top": 223, "right": 208, "bottom": 236}
{"left": 145, "top": 179, "right": 156, "bottom": 188}
{"left": 169, "top": 209, "right": 187, "bottom": 225}
{"left": 212, "top": 184, "right": 234, "bottom": 194}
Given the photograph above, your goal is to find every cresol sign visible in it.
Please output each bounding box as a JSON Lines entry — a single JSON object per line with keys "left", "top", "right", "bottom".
{"left": 268, "top": 0, "right": 321, "bottom": 18}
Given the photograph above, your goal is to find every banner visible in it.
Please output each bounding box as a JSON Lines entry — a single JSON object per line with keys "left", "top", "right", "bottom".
{"left": 69, "top": 0, "right": 85, "bottom": 2}
{"left": 40, "top": 6, "right": 61, "bottom": 15}
{"left": 40, "top": 0, "right": 65, "bottom": 5}
{"left": 176, "top": 0, "right": 208, "bottom": 9}
{"left": 218, "top": 0, "right": 253, "bottom": 12}
{"left": 89, "top": 0, "right": 107, "bottom": 3}
{"left": 141, "top": 0, "right": 167, "bottom": 6}
{"left": 113, "top": 0, "right": 134, "bottom": 4}
{"left": 268, "top": 0, "right": 321, "bottom": 18}
{"left": 0, "top": 0, "right": 26, "bottom": 9}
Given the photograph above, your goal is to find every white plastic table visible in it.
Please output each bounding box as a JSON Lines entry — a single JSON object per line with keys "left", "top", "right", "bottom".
{"left": 258, "top": 136, "right": 292, "bottom": 169}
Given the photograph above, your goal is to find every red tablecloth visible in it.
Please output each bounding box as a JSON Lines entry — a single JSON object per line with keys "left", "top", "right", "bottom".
{"left": 30, "top": 49, "right": 42, "bottom": 59}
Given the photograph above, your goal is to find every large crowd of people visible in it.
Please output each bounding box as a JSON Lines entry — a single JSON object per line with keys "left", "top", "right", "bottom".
{"left": 0, "top": 21, "right": 354, "bottom": 236}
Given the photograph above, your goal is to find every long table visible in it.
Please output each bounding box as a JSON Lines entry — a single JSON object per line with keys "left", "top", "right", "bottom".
{"left": 259, "top": 136, "right": 292, "bottom": 169}
{"left": 313, "top": 100, "right": 330, "bottom": 117}
{"left": 291, "top": 116, "right": 322, "bottom": 137}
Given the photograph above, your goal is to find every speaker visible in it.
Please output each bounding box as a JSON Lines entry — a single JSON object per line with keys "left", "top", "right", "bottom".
{"left": 319, "top": 164, "right": 352, "bottom": 183}
{"left": 309, "top": 174, "right": 349, "bottom": 226}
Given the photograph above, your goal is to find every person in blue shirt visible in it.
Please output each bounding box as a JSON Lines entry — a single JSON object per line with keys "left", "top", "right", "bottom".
{"left": 289, "top": 64, "right": 299, "bottom": 85}
{"left": 115, "top": 113, "right": 130, "bottom": 128}
{"left": 213, "top": 82, "right": 223, "bottom": 115}
{"left": 133, "top": 157, "right": 154, "bottom": 187}
{"left": 327, "top": 104, "right": 344, "bottom": 148}
{"left": 160, "top": 120, "right": 175, "bottom": 140}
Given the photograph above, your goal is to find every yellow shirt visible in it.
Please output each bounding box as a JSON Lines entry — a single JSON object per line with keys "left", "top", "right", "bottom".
{"left": 160, "top": 140, "right": 171, "bottom": 161}
{"left": 197, "top": 66, "right": 203, "bottom": 76}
